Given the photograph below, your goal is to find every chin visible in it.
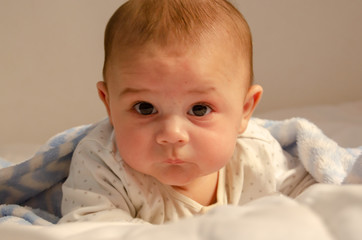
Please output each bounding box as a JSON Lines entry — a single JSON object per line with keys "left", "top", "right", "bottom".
{"left": 156, "top": 175, "right": 194, "bottom": 187}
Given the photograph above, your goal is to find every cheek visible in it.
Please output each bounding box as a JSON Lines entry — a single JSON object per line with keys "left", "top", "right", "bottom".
{"left": 212, "top": 134, "right": 237, "bottom": 159}
{"left": 194, "top": 125, "right": 238, "bottom": 165}
{"left": 113, "top": 124, "right": 150, "bottom": 162}
{"left": 214, "top": 118, "right": 240, "bottom": 156}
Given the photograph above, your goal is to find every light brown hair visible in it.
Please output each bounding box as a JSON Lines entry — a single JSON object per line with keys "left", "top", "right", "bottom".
{"left": 103, "top": 0, "right": 253, "bottom": 83}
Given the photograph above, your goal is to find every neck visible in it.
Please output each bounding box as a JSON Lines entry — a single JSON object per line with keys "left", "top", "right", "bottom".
{"left": 172, "top": 171, "right": 219, "bottom": 206}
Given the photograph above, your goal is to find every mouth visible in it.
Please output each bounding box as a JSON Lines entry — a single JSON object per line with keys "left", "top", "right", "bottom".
{"left": 165, "top": 159, "right": 185, "bottom": 165}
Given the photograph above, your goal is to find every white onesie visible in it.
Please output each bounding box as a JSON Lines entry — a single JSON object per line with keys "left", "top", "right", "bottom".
{"left": 60, "top": 119, "right": 315, "bottom": 224}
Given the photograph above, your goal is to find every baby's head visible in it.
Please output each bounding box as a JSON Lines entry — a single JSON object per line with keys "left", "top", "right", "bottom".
{"left": 103, "top": 0, "right": 253, "bottom": 85}
{"left": 97, "top": 0, "right": 262, "bottom": 189}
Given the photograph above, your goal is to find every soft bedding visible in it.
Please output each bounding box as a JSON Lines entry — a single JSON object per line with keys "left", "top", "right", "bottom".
{"left": 1, "top": 184, "right": 362, "bottom": 240}
{"left": 256, "top": 100, "right": 362, "bottom": 148}
{"left": 0, "top": 115, "right": 361, "bottom": 240}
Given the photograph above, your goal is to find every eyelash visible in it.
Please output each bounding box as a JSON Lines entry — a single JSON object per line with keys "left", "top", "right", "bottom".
{"left": 133, "top": 102, "right": 157, "bottom": 115}
{"left": 132, "top": 101, "right": 214, "bottom": 117}
{"left": 188, "top": 103, "right": 213, "bottom": 117}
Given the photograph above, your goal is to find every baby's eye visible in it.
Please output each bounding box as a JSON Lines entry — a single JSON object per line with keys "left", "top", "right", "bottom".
{"left": 133, "top": 102, "right": 157, "bottom": 115}
{"left": 188, "top": 104, "right": 212, "bottom": 117}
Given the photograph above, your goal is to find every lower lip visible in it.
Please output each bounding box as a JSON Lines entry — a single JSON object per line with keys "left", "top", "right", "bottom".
{"left": 166, "top": 159, "right": 185, "bottom": 165}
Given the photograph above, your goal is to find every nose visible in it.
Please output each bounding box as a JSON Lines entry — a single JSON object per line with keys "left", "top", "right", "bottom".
{"left": 156, "top": 115, "right": 189, "bottom": 145}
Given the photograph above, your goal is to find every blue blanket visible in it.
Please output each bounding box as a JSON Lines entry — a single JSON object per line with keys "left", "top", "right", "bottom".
{"left": 0, "top": 118, "right": 361, "bottom": 225}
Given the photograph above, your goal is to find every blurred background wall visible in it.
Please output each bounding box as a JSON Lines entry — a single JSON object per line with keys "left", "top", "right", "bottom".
{"left": 1, "top": 0, "right": 361, "bottom": 145}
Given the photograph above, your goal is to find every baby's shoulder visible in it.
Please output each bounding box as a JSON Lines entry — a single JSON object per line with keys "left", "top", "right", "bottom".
{"left": 76, "top": 119, "right": 114, "bottom": 150}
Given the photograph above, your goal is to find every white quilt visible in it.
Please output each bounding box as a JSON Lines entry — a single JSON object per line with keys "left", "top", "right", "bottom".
{"left": 1, "top": 184, "right": 362, "bottom": 240}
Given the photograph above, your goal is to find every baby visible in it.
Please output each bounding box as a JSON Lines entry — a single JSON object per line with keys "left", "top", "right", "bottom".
{"left": 60, "top": 0, "right": 315, "bottom": 223}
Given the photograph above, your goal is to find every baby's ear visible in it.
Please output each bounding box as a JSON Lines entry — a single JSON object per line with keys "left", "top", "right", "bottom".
{"left": 97, "top": 81, "right": 113, "bottom": 125}
{"left": 239, "top": 84, "right": 263, "bottom": 134}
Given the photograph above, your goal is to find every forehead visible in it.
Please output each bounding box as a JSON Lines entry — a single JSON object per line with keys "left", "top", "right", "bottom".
{"left": 106, "top": 35, "right": 250, "bottom": 89}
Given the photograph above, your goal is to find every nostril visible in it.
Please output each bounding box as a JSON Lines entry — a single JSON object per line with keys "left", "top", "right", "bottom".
{"left": 156, "top": 132, "right": 189, "bottom": 145}
{"left": 157, "top": 137, "right": 186, "bottom": 145}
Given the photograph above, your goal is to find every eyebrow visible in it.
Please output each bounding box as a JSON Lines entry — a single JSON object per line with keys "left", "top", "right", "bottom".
{"left": 119, "top": 88, "right": 151, "bottom": 97}
{"left": 187, "top": 86, "right": 216, "bottom": 94}
{"left": 119, "top": 86, "right": 216, "bottom": 97}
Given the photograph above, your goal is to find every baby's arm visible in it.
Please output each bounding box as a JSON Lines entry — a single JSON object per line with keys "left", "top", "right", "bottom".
{"left": 59, "top": 139, "right": 146, "bottom": 223}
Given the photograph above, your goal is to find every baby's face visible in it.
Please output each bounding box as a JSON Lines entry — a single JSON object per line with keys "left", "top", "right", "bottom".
{"left": 99, "top": 41, "right": 254, "bottom": 188}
